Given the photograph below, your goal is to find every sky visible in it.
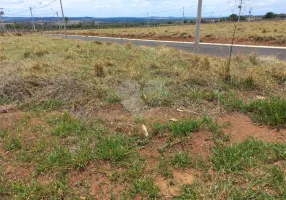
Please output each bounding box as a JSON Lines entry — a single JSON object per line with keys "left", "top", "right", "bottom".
{"left": 1, "top": 0, "right": 286, "bottom": 18}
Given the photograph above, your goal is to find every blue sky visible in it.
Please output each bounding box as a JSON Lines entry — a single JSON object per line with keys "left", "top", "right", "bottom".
{"left": 2, "top": 0, "right": 286, "bottom": 18}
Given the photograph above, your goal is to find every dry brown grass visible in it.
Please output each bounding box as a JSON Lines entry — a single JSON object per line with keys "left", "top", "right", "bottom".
{"left": 49, "top": 20, "right": 286, "bottom": 45}
{"left": 0, "top": 35, "right": 285, "bottom": 109}
{"left": 0, "top": 35, "right": 286, "bottom": 199}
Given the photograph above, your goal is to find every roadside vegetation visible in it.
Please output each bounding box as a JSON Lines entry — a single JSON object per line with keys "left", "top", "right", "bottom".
{"left": 0, "top": 34, "right": 285, "bottom": 199}
{"left": 48, "top": 20, "right": 286, "bottom": 46}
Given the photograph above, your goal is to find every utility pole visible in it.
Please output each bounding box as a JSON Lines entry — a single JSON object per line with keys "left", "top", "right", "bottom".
{"left": 237, "top": 0, "right": 243, "bottom": 22}
{"left": 211, "top": 12, "right": 214, "bottom": 22}
{"left": 59, "top": 0, "right": 67, "bottom": 38}
{"left": 194, "top": 0, "right": 203, "bottom": 53}
{"left": 51, "top": 9, "right": 61, "bottom": 30}
{"left": 56, "top": 11, "right": 61, "bottom": 30}
{"left": 29, "top": 7, "right": 36, "bottom": 31}
{"left": 147, "top": 12, "right": 149, "bottom": 27}
{"left": 183, "top": 7, "right": 185, "bottom": 24}
{"left": 40, "top": 16, "right": 43, "bottom": 35}
{"left": 0, "top": 9, "right": 6, "bottom": 33}
{"left": 248, "top": 7, "right": 252, "bottom": 21}
{"left": 13, "top": 21, "right": 16, "bottom": 32}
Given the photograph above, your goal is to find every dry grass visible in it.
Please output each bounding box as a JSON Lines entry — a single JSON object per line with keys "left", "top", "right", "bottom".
{"left": 0, "top": 35, "right": 285, "bottom": 118}
{"left": 0, "top": 35, "right": 286, "bottom": 199}
{"left": 0, "top": 35, "right": 285, "bottom": 106}
{"left": 49, "top": 20, "right": 286, "bottom": 45}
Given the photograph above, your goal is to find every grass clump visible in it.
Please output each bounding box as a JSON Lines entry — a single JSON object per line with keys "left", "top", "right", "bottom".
{"left": 5, "top": 180, "right": 69, "bottom": 199}
{"left": 131, "top": 178, "right": 159, "bottom": 198}
{"left": 143, "top": 79, "right": 172, "bottom": 106}
{"left": 96, "top": 134, "right": 134, "bottom": 163}
{"left": 48, "top": 113, "right": 87, "bottom": 138}
{"left": 0, "top": 129, "right": 8, "bottom": 138}
{"left": 24, "top": 100, "right": 64, "bottom": 111}
{"left": 4, "top": 138, "right": 22, "bottom": 151}
{"left": 157, "top": 157, "right": 172, "bottom": 178}
{"left": 106, "top": 93, "right": 122, "bottom": 104}
{"left": 247, "top": 97, "right": 286, "bottom": 128}
{"left": 36, "top": 146, "right": 72, "bottom": 173}
{"left": 151, "top": 116, "right": 225, "bottom": 140}
{"left": 218, "top": 93, "right": 286, "bottom": 129}
{"left": 179, "top": 185, "right": 197, "bottom": 200}
{"left": 152, "top": 119, "right": 200, "bottom": 137}
{"left": 268, "top": 166, "right": 286, "bottom": 195}
{"left": 172, "top": 151, "right": 191, "bottom": 168}
{"left": 134, "top": 114, "right": 146, "bottom": 124}
{"left": 212, "top": 139, "right": 286, "bottom": 172}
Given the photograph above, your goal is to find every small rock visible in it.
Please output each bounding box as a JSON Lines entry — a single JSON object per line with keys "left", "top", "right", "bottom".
{"left": 170, "top": 118, "right": 178, "bottom": 122}
{"left": 177, "top": 107, "right": 187, "bottom": 112}
{"left": 0, "top": 109, "right": 8, "bottom": 114}
{"left": 142, "top": 125, "right": 149, "bottom": 137}
{"left": 256, "top": 96, "right": 266, "bottom": 100}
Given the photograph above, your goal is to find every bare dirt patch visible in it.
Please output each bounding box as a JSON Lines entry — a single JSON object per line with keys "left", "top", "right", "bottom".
{"left": 37, "top": 174, "right": 55, "bottom": 186}
{"left": 68, "top": 162, "right": 126, "bottom": 199}
{"left": 220, "top": 113, "right": 286, "bottom": 143}
{"left": 155, "top": 170, "right": 195, "bottom": 197}
{"left": 89, "top": 104, "right": 133, "bottom": 133}
{"left": 144, "top": 107, "right": 197, "bottom": 124}
{"left": 190, "top": 131, "right": 214, "bottom": 159}
{"left": 3, "top": 163, "right": 33, "bottom": 180}
{"left": 0, "top": 110, "right": 24, "bottom": 130}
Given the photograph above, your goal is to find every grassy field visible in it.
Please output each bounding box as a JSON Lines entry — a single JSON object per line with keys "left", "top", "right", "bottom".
{"left": 0, "top": 34, "right": 286, "bottom": 199}
{"left": 49, "top": 20, "right": 286, "bottom": 46}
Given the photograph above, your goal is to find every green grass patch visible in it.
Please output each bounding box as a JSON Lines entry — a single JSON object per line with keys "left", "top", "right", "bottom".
{"left": 157, "top": 156, "right": 172, "bottom": 178}
{"left": 212, "top": 139, "right": 286, "bottom": 172}
{"left": 0, "top": 129, "right": 8, "bottom": 138}
{"left": 36, "top": 145, "right": 72, "bottom": 173}
{"left": 131, "top": 178, "right": 159, "bottom": 198}
{"left": 247, "top": 97, "right": 286, "bottom": 128}
{"left": 106, "top": 93, "right": 122, "bottom": 104}
{"left": 172, "top": 151, "right": 191, "bottom": 168}
{"left": 268, "top": 165, "right": 286, "bottom": 195}
{"left": 179, "top": 184, "right": 197, "bottom": 200}
{"left": 96, "top": 134, "right": 134, "bottom": 163}
{"left": 4, "top": 138, "right": 22, "bottom": 151}
{"left": 23, "top": 100, "right": 64, "bottom": 111}
{"left": 48, "top": 113, "right": 87, "bottom": 138}
{"left": 133, "top": 114, "right": 146, "bottom": 124}
{"left": 151, "top": 119, "right": 200, "bottom": 137}
{"left": 5, "top": 179, "right": 70, "bottom": 199}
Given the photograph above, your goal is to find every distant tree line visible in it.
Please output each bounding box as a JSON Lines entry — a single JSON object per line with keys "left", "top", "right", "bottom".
{"left": 3, "top": 11, "right": 285, "bottom": 31}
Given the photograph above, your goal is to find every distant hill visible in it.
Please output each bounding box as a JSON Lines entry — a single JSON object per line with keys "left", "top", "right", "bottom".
{"left": 3, "top": 16, "right": 196, "bottom": 23}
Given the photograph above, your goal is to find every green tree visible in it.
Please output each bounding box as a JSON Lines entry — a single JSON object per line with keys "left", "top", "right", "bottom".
{"left": 264, "top": 12, "right": 277, "bottom": 19}
{"left": 64, "top": 17, "right": 69, "bottom": 23}
{"left": 229, "top": 14, "right": 238, "bottom": 21}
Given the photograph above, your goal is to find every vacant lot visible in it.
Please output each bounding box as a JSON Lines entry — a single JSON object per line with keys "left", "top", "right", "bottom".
{"left": 50, "top": 20, "right": 286, "bottom": 46}
{"left": 0, "top": 34, "right": 286, "bottom": 199}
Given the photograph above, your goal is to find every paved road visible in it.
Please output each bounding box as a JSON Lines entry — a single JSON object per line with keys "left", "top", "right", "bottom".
{"left": 46, "top": 34, "right": 286, "bottom": 61}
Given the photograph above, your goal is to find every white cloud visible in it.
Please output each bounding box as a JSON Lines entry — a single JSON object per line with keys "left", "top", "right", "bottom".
{"left": 2, "top": 0, "right": 285, "bottom": 17}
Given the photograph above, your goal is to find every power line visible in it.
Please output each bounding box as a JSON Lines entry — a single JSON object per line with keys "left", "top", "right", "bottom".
{"left": 34, "top": 0, "right": 57, "bottom": 10}
{"left": 4, "top": 0, "right": 57, "bottom": 16}
{"left": 4, "top": 9, "right": 30, "bottom": 16}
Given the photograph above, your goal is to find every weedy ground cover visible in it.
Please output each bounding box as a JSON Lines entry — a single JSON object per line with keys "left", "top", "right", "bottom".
{"left": 0, "top": 34, "right": 285, "bottom": 199}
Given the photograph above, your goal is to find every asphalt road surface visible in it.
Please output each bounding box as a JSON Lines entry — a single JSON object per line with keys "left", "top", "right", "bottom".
{"left": 46, "top": 34, "right": 286, "bottom": 61}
